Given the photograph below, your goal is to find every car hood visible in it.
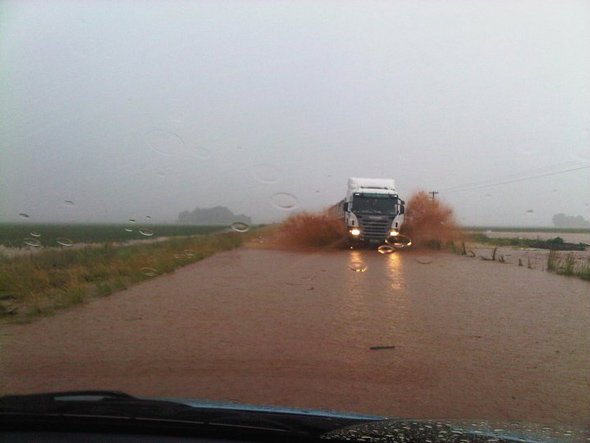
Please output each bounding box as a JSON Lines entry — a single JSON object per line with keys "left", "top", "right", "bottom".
{"left": 1, "top": 391, "right": 588, "bottom": 442}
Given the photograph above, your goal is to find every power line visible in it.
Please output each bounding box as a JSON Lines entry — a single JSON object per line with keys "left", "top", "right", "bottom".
{"left": 441, "top": 160, "right": 586, "bottom": 192}
{"left": 441, "top": 163, "right": 590, "bottom": 194}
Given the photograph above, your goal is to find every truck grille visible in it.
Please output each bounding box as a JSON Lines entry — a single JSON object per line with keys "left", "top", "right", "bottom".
{"left": 356, "top": 215, "right": 393, "bottom": 240}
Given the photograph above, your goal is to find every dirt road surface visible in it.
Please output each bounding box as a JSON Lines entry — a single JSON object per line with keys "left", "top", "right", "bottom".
{"left": 1, "top": 246, "right": 589, "bottom": 425}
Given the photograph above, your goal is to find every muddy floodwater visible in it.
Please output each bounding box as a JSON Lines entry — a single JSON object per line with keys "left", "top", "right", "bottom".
{"left": 1, "top": 246, "right": 589, "bottom": 426}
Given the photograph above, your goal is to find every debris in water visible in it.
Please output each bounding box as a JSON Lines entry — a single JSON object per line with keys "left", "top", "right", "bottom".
{"left": 416, "top": 256, "right": 433, "bottom": 264}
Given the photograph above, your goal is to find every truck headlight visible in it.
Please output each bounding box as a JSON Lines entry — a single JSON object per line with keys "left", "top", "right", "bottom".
{"left": 389, "top": 229, "right": 399, "bottom": 237}
{"left": 350, "top": 228, "right": 361, "bottom": 236}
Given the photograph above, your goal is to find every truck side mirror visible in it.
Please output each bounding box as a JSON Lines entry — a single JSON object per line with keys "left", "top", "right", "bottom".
{"left": 399, "top": 204, "right": 405, "bottom": 215}
{"left": 343, "top": 202, "right": 349, "bottom": 211}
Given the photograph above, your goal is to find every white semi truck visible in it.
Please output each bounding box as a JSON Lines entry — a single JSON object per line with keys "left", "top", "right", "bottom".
{"left": 330, "top": 177, "right": 406, "bottom": 245}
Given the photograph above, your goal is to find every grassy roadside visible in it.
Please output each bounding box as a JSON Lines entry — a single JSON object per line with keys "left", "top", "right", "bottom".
{"left": 0, "top": 232, "right": 247, "bottom": 323}
{"left": 465, "top": 226, "right": 590, "bottom": 234}
{"left": 445, "top": 234, "right": 590, "bottom": 282}
{"left": 0, "top": 223, "right": 227, "bottom": 248}
{"left": 546, "top": 250, "right": 590, "bottom": 281}
{"left": 468, "top": 233, "right": 587, "bottom": 250}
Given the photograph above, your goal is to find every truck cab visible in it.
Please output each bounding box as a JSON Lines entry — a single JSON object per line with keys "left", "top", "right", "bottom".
{"left": 338, "top": 178, "right": 405, "bottom": 245}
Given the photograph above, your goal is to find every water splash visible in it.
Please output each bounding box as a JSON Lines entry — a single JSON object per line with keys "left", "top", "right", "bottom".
{"left": 402, "top": 191, "right": 462, "bottom": 246}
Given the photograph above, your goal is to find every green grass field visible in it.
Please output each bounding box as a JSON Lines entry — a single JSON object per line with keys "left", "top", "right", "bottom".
{"left": 0, "top": 230, "right": 248, "bottom": 323}
{"left": 0, "top": 223, "right": 231, "bottom": 248}
{"left": 546, "top": 250, "right": 590, "bottom": 281}
{"left": 467, "top": 233, "right": 587, "bottom": 250}
{"left": 464, "top": 226, "right": 590, "bottom": 234}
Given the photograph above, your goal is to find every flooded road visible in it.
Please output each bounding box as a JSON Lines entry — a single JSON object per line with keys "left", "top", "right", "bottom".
{"left": 1, "top": 247, "right": 589, "bottom": 425}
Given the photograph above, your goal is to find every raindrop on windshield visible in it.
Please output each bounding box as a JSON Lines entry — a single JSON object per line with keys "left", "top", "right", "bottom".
{"left": 251, "top": 164, "right": 281, "bottom": 184}
{"left": 18, "top": 213, "right": 30, "bottom": 219}
{"left": 56, "top": 237, "right": 74, "bottom": 247}
{"left": 64, "top": 200, "right": 75, "bottom": 207}
{"left": 191, "top": 146, "right": 211, "bottom": 159}
{"left": 230, "top": 222, "right": 250, "bottom": 233}
{"left": 377, "top": 245, "right": 395, "bottom": 254}
{"left": 24, "top": 238, "right": 41, "bottom": 247}
{"left": 126, "top": 218, "right": 137, "bottom": 232}
{"left": 139, "top": 228, "right": 154, "bottom": 237}
{"left": 349, "top": 262, "right": 368, "bottom": 272}
{"left": 146, "top": 129, "right": 185, "bottom": 156}
{"left": 271, "top": 192, "right": 298, "bottom": 210}
{"left": 386, "top": 235, "right": 412, "bottom": 248}
{"left": 140, "top": 267, "right": 159, "bottom": 277}
{"left": 526, "top": 209, "right": 534, "bottom": 213}
{"left": 416, "top": 256, "right": 433, "bottom": 264}
{"left": 30, "top": 231, "right": 41, "bottom": 238}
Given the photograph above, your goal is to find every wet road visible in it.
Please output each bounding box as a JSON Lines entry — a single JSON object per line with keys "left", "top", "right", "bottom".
{"left": 1, "top": 247, "right": 589, "bottom": 425}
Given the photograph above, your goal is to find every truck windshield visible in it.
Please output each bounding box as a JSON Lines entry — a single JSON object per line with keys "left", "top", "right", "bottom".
{"left": 353, "top": 196, "right": 397, "bottom": 214}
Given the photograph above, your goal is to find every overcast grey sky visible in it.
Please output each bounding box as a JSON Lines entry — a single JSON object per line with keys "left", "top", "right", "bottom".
{"left": 1, "top": 0, "right": 589, "bottom": 225}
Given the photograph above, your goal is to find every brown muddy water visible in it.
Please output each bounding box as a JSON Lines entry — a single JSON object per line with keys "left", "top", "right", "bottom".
{"left": 1, "top": 246, "right": 589, "bottom": 426}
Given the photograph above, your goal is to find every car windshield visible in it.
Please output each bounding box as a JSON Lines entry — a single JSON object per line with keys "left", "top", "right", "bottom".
{"left": 1, "top": 1, "right": 589, "bottom": 440}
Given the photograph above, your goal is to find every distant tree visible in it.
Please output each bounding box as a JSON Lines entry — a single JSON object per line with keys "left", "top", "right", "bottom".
{"left": 177, "top": 206, "right": 252, "bottom": 225}
{"left": 552, "top": 213, "right": 590, "bottom": 228}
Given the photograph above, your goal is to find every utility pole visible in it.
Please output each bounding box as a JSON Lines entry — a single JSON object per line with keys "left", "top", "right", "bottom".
{"left": 429, "top": 191, "right": 439, "bottom": 200}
